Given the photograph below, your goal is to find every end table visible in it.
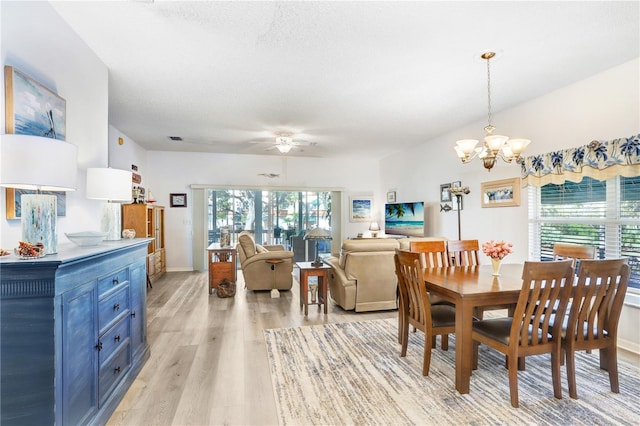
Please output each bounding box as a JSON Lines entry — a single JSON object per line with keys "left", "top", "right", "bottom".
{"left": 296, "top": 261, "right": 331, "bottom": 315}
{"left": 207, "top": 243, "right": 237, "bottom": 294}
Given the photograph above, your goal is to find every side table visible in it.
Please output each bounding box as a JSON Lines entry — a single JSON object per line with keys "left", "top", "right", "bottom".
{"left": 296, "top": 261, "right": 332, "bottom": 315}
{"left": 207, "top": 243, "right": 237, "bottom": 294}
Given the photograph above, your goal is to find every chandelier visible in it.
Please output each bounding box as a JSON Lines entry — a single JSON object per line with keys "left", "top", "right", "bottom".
{"left": 454, "top": 52, "right": 530, "bottom": 171}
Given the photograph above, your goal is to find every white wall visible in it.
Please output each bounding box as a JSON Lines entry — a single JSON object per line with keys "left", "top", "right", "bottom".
{"left": 381, "top": 57, "right": 640, "bottom": 353}
{"left": 1, "top": 2, "right": 110, "bottom": 247}
{"left": 138, "top": 151, "right": 380, "bottom": 270}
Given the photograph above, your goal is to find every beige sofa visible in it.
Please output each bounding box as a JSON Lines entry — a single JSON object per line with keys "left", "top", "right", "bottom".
{"left": 325, "top": 237, "right": 446, "bottom": 312}
{"left": 236, "top": 231, "right": 294, "bottom": 291}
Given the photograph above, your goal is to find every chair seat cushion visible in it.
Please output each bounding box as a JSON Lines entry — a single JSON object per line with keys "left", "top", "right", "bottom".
{"left": 473, "top": 318, "right": 550, "bottom": 345}
{"left": 548, "top": 314, "right": 610, "bottom": 340}
{"left": 431, "top": 305, "right": 456, "bottom": 327}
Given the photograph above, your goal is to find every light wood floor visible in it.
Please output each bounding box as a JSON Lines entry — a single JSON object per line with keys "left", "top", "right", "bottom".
{"left": 107, "top": 269, "right": 395, "bottom": 426}
{"left": 108, "top": 269, "right": 640, "bottom": 426}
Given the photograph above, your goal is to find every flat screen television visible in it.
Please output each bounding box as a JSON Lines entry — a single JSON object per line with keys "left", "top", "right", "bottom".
{"left": 385, "top": 202, "right": 425, "bottom": 237}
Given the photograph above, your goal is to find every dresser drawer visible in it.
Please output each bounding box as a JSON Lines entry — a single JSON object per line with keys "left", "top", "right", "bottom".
{"left": 98, "top": 341, "right": 131, "bottom": 406}
{"left": 99, "top": 316, "right": 130, "bottom": 367}
{"left": 98, "top": 268, "right": 129, "bottom": 298}
{"left": 98, "top": 286, "right": 130, "bottom": 333}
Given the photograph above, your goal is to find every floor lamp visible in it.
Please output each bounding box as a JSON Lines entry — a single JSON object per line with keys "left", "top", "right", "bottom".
{"left": 86, "top": 168, "right": 133, "bottom": 240}
{"left": 0, "top": 134, "right": 77, "bottom": 254}
{"left": 449, "top": 186, "right": 470, "bottom": 240}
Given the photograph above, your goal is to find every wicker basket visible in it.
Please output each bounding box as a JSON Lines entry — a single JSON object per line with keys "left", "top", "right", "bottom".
{"left": 216, "top": 279, "right": 236, "bottom": 298}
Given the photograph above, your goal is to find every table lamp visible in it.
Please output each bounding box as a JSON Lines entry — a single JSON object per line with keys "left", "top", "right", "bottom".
{"left": 303, "top": 227, "right": 332, "bottom": 267}
{"left": 368, "top": 221, "right": 380, "bottom": 238}
{"left": 86, "top": 168, "right": 132, "bottom": 240}
{"left": 0, "top": 134, "right": 77, "bottom": 254}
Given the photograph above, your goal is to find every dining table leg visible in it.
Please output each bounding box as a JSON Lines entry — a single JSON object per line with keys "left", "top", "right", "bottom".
{"left": 455, "top": 300, "right": 476, "bottom": 394}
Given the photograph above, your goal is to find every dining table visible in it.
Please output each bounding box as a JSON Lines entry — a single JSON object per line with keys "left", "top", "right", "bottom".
{"left": 422, "top": 263, "right": 525, "bottom": 394}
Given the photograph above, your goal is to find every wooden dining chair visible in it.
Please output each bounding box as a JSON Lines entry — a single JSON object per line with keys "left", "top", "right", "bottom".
{"left": 557, "top": 258, "right": 630, "bottom": 399}
{"left": 448, "top": 239, "right": 512, "bottom": 319}
{"left": 447, "top": 239, "right": 480, "bottom": 267}
{"left": 409, "top": 240, "right": 450, "bottom": 268}
{"left": 408, "top": 240, "right": 453, "bottom": 347}
{"left": 553, "top": 243, "right": 596, "bottom": 270}
{"left": 395, "top": 250, "right": 456, "bottom": 375}
{"left": 471, "top": 260, "right": 574, "bottom": 408}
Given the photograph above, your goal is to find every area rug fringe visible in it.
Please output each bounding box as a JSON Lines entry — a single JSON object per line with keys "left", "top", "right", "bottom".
{"left": 264, "top": 318, "right": 640, "bottom": 426}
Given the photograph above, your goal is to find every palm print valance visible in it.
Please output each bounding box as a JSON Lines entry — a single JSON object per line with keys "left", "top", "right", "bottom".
{"left": 520, "top": 134, "right": 640, "bottom": 187}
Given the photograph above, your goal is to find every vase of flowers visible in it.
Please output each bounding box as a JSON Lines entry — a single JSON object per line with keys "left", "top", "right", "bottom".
{"left": 482, "top": 240, "right": 513, "bottom": 276}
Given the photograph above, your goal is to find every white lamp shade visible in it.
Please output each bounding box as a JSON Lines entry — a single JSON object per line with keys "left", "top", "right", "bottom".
{"left": 455, "top": 139, "right": 479, "bottom": 154}
{"left": 506, "top": 138, "right": 531, "bottom": 154}
{"left": 484, "top": 134, "right": 509, "bottom": 151}
{"left": 276, "top": 144, "right": 293, "bottom": 153}
{"left": 0, "top": 134, "right": 77, "bottom": 191}
{"left": 86, "top": 168, "right": 132, "bottom": 201}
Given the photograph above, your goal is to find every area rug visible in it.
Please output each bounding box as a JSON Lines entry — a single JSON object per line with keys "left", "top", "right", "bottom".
{"left": 264, "top": 319, "right": 640, "bottom": 425}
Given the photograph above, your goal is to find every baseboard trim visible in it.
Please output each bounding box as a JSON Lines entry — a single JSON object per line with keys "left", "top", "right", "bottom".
{"left": 618, "top": 337, "right": 640, "bottom": 356}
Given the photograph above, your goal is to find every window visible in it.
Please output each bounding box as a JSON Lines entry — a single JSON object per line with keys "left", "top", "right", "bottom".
{"left": 529, "top": 176, "right": 640, "bottom": 290}
{"left": 207, "top": 189, "right": 332, "bottom": 250}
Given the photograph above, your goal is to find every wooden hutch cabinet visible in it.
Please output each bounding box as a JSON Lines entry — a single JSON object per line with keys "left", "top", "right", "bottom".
{"left": 122, "top": 204, "right": 166, "bottom": 282}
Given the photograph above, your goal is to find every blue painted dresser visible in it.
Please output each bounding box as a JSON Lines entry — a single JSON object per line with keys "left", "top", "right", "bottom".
{"left": 0, "top": 239, "right": 151, "bottom": 425}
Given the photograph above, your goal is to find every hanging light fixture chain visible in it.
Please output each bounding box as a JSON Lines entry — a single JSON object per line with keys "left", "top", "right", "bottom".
{"left": 486, "top": 54, "right": 492, "bottom": 128}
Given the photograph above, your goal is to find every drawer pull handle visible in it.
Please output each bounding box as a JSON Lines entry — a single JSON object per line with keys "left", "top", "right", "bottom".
{"left": 113, "top": 303, "right": 120, "bottom": 311}
{"left": 114, "top": 366, "right": 121, "bottom": 374}
{"left": 114, "top": 335, "right": 121, "bottom": 342}
{"left": 113, "top": 277, "right": 119, "bottom": 285}
{"left": 95, "top": 342, "right": 103, "bottom": 351}
{"left": 131, "top": 311, "right": 136, "bottom": 318}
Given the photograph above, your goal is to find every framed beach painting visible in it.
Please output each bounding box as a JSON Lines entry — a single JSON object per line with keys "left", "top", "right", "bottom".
{"left": 4, "top": 66, "right": 66, "bottom": 139}
{"left": 349, "top": 196, "right": 373, "bottom": 222}
{"left": 481, "top": 177, "right": 521, "bottom": 208}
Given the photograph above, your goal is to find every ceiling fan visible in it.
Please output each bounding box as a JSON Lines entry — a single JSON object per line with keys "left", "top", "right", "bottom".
{"left": 249, "top": 133, "right": 316, "bottom": 153}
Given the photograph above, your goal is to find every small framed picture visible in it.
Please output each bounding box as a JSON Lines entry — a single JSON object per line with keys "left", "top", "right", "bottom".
{"left": 387, "top": 191, "right": 396, "bottom": 203}
{"left": 170, "top": 193, "right": 187, "bottom": 207}
{"left": 451, "top": 181, "right": 462, "bottom": 189}
{"left": 440, "top": 183, "right": 451, "bottom": 202}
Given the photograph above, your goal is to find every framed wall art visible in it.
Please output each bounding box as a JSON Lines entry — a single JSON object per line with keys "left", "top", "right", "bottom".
{"left": 4, "top": 66, "right": 66, "bottom": 139}
{"left": 170, "top": 193, "right": 188, "bottom": 207}
{"left": 5, "top": 188, "right": 66, "bottom": 219}
{"left": 481, "top": 177, "right": 521, "bottom": 208}
{"left": 349, "top": 196, "right": 373, "bottom": 222}
{"left": 386, "top": 191, "right": 396, "bottom": 203}
{"left": 440, "top": 183, "right": 451, "bottom": 202}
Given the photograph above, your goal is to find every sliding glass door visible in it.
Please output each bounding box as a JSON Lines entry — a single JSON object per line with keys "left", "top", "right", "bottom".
{"left": 207, "top": 189, "right": 332, "bottom": 255}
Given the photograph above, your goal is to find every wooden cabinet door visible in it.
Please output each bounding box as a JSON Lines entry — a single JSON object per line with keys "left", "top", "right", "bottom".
{"left": 61, "top": 281, "right": 98, "bottom": 426}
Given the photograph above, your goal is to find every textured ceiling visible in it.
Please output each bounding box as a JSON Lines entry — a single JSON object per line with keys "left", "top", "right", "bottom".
{"left": 51, "top": 1, "right": 639, "bottom": 159}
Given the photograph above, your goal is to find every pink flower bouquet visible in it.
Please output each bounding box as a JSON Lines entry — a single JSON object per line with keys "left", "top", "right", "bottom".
{"left": 482, "top": 240, "right": 513, "bottom": 260}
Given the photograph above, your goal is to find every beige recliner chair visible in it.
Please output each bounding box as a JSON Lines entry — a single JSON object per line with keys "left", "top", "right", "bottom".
{"left": 325, "top": 239, "right": 400, "bottom": 312}
{"left": 325, "top": 237, "right": 448, "bottom": 312}
{"left": 236, "top": 231, "right": 294, "bottom": 291}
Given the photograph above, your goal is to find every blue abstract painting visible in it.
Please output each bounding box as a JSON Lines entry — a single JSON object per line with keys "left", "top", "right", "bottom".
{"left": 6, "top": 66, "right": 66, "bottom": 140}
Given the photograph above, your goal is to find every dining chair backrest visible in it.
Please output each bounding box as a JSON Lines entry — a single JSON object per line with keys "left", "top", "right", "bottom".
{"left": 409, "top": 240, "right": 449, "bottom": 268}
{"left": 566, "top": 258, "right": 629, "bottom": 346}
{"left": 447, "top": 239, "right": 480, "bottom": 266}
{"left": 512, "top": 260, "right": 575, "bottom": 349}
{"left": 395, "top": 250, "right": 432, "bottom": 328}
{"left": 552, "top": 243, "right": 596, "bottom": 269}
{"left": 562, "top": 258, "right": 629, "bottom": 399}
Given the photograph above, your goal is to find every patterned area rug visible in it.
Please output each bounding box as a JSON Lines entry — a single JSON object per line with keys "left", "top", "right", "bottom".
{"left": 264, "top": 319, "right": 640, "bottom": 425}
